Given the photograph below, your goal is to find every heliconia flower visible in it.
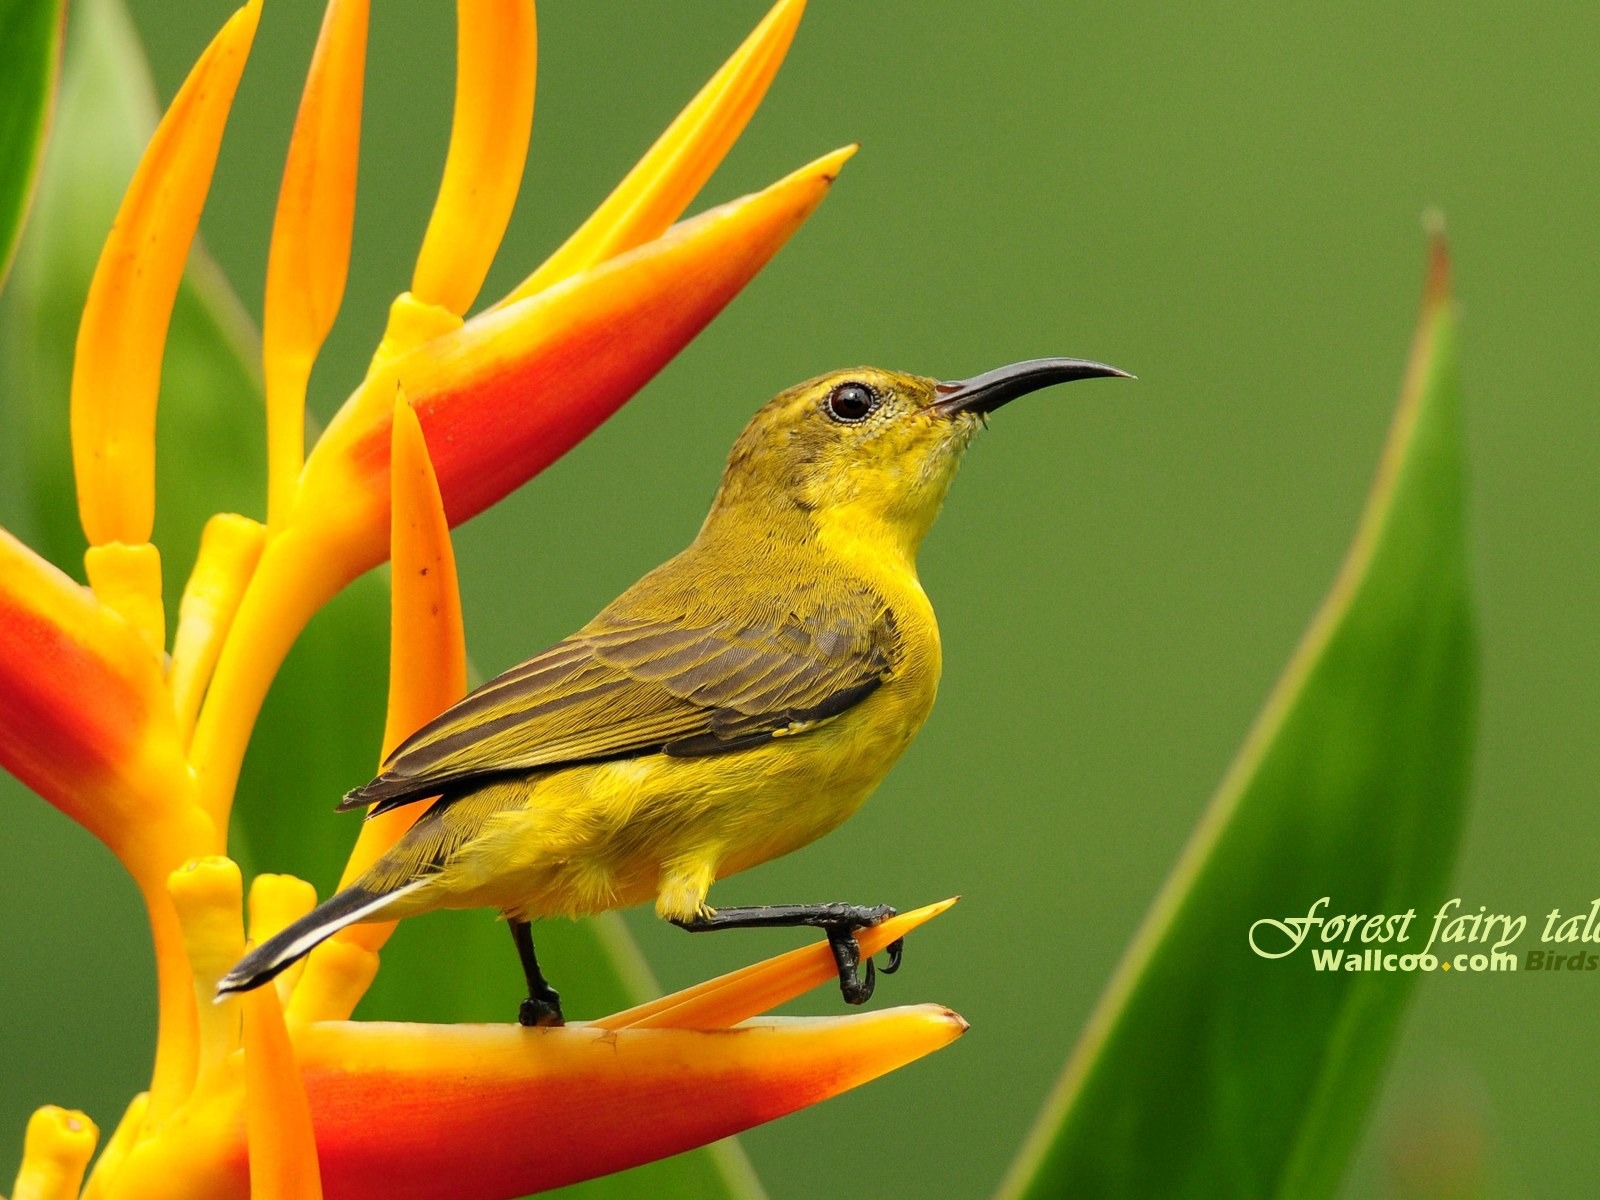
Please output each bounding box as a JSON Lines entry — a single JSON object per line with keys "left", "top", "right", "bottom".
{"left": 5, "top": 0, "right": 966, "bottom": 1195}
{"left": 96, "top": 902, "right": 960, "bottom": 1200}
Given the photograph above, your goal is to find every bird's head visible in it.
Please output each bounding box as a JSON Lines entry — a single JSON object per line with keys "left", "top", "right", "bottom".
{"left": 709, "top": 358, "right": 1131, "bottom": 558}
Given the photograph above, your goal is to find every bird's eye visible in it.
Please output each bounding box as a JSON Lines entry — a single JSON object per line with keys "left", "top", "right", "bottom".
{"left": 824, "top": 382, "right": 880, "bottom": 423}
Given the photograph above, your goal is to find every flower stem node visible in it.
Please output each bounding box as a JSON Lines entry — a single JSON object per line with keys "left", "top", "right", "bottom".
{"left": 83, "top": 543, "right": 165, "bottom": 659}
{"left": 367, "top": 292, "right": 464, "bottom": 377}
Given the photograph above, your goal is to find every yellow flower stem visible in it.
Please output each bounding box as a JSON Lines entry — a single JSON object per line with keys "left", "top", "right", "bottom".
{"left": 169, "top": 513, "right": 266, "bottom": 745}
{"left": 139, "top": 877, "right": 202, "bottom": 1125}
{"left": 76, "top": 1092, "right": 147, "bottom": 1200}
{"left": 188, "top": 528, "right": 350, "bottom": 837}
{"left": 8, "top": 1107, "right": 98, "bottom": 1200}
{"left": 264, "top": 0, "right": 369, "bottom": 530}
{"left": 366, "top": 0, "right": 536, "bottom": 367}
{"left": 264, "top": 346, "right": 313, "bottom": 531}
{"left": 408, "top": 0, "right": 536, "bottom": 320}
{"left": 83, "top": 543, "right": 165, "bottom": 659}
{"left": 169, "top": 858, "right": 247, "bottom": 1081}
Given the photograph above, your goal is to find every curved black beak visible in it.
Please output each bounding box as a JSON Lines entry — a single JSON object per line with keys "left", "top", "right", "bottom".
{"left": 932, "top": 357, "right": 1132, "bottom": 417}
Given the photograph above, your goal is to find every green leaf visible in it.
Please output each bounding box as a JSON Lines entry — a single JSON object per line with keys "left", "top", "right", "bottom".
{"left": 0, "top": 0, "right": 62, "bottom": 292}
{"left": 0, "top": 2, "right": 760, "bottom": 1195}
{"left": 998, "top": 239, "right": 1476, "bottom": 1200}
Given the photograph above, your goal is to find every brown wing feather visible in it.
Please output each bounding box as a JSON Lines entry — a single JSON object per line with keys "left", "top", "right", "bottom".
{"left": 340, "top": 572, "right": 897, "bottom": 816}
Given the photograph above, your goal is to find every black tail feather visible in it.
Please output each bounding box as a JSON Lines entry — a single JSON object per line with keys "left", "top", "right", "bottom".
{"left": 215, "top": 884, "right": 395, "bottom": 999}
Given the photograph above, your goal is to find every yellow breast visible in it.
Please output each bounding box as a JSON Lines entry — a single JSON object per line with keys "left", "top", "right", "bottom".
{"left": 386, "top": 509, "right": 945, "bottom": 924}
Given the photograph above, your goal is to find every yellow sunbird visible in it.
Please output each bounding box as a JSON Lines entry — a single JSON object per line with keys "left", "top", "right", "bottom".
{"left": 220, "top": 358, "right": 1129, "bottom": 1022}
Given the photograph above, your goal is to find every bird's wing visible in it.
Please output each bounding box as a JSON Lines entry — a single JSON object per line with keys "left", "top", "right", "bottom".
{"left": 340, "top": 587, "right": 896, "bottom": 816}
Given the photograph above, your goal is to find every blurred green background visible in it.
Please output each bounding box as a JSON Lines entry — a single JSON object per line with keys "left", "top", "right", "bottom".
{"left": 2, "top": 2, "right": 1596, "bottom": 1197}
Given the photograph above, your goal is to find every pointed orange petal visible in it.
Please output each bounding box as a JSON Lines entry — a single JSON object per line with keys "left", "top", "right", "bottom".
{"left": 110, "top": 1009, "right": 965, "bottom": 1200}
{"left": 277, "top": 398, "right": 468, "bottom": 1022}
{"left": 377, "top": 395, "right": 468, "bottom": 759}
{"left": 69, "top": 1, "right": 261, "bottom": 547}
{"left": 0, "top": 525, "right": 191, "bottom": 861}
{"left": 264, "top": 0, "right": 369, "bottom": 528}
{"left": 497, "top": 0, "right": 805, "bottom": 308}
{"left": 9, "top": 1106, "right": 98, "bottom": 1200}
{"left": 335, "top": 395, "right": 466, "bottom": 937}
{"left": 596, "top": 898, "right": 959, "bottom": 1031}
{"left": 298, "top": 146, "right": 854, "bottom": 581}
{"left": 243, "top": 987, "right": 324, "bottom": 1200}
{"left": 409, "top": 0, "right": 536, "bottom": 318}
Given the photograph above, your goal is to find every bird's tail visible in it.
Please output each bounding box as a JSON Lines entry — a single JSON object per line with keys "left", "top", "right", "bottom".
{"left": 215, "top": 881, "right": 419, "bottom": 999}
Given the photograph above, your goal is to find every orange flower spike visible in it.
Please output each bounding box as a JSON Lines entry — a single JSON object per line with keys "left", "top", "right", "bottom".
{"left": 302, "top": 145, "right": 854, "bottom": 578}
{"left": 69, "top": 1, "right": 262, "bottom": 548}
{"left": 243, "top": 987, "right": 324, "bottom": 1200}
{"left": 111, "top": 1008, "right": 966, "bottom": 1200}
{"left": 263, "top": 0, "right": 370, "bottom": 528}
{"left": 9, "top": 1106, "right": 98, "bottom": 1200}
{"left": 498, "top": 0, "right": 806, "bottom": 308}
{"left": 409, "top": 0, "right": 536, "bottom": 319}
{"left": 311, "top": 1011, "right": 966, "bottom": 1198}
{"left": 0, "top": 526, "right": 197, "bottom": 868}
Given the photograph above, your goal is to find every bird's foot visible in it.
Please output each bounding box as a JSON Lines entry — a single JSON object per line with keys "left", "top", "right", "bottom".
{"left": 819, "top": 904, "right": 901, "bottom": 1006}
{"left": 671, "top": 901, "right": 905, "bottom": 1005}
{"left": 517, "top": 989, "right": 565, "bottom": 1027}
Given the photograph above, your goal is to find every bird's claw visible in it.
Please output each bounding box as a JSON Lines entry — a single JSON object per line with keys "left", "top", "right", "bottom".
{"left": 518, "top": 992, "right": 565, "bottom": 1028}
{"left": 881, "top": 937, "right": 905, "bottom": 974}
{"left": 826, "top": 925, "right": 874, "bottom": 1004}
{"left": 824, "top": 908, "right": 901, "bottom": 1004}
